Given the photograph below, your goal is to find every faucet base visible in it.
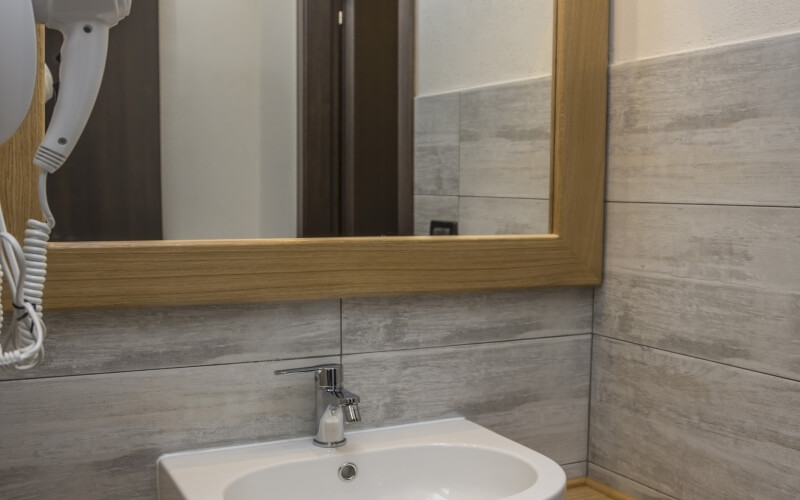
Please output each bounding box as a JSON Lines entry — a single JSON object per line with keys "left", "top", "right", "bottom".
{"left": 313, "top": 438, "right": 347, "bottom": 448}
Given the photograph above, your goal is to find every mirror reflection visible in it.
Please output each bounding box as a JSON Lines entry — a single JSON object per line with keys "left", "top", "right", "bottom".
{"left": 44, "top": 0, "right": 553, "bottom": 241}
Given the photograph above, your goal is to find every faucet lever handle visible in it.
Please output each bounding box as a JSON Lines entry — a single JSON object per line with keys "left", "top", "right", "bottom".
{"left": 274, "top": 363, "right": 341, "bottom": 375}
{"left": 274, "top": 363, "right": 343, "bottom": 389}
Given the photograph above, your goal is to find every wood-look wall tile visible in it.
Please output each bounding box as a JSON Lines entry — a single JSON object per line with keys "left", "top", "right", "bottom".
{"left": 595, "top": 272, "right": 800, "bottom": 382}
{"left": 459, "top": 196, "right": 549, "bottom": 235}
{"left": 414, "top": 194, "right": 459, "bottom": 235}
{"left": 345, "top": 336, "right": 592, "bottom": 466}
{"left": 606, "top": 33, "right": 800, "bottom": 206}
{"left": 590, "top": 337, "right": 800, "bottom": 500}
{"left": 587, "top": 464, "right": 676, "bottom": 500}
{"left": 414, "top": 93, "right": 460, "bottom": 196}
{"left": 563, "top": 461, "right": 588, "bottom": 480}
{"left": 604, "top": 202, "right": 800, "bottom": 290}
{"left": 0, "top": 356, "right": 338, "bottom": 499}
{"left": 460, "top": 78, "right": 551, "bottom": 199}
{"left": 343, "top": 288, "right": 592, "bottom": 353}
{"left": 0, "top": 300, "right": 341, "bottom": 381}
{"left": 598, "top": 202, "right": 800, "bottom": 380}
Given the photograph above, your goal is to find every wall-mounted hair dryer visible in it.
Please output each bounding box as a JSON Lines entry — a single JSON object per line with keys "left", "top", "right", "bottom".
{"left": 0, "top": 0, "right": 131, "bottom": 370}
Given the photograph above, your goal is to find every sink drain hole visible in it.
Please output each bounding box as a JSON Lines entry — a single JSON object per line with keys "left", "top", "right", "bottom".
{"left": 338, "top": 462, "right": 358, "bottom": 482}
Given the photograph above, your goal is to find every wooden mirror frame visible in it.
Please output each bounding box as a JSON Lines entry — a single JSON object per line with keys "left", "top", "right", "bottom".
{"left": 1, "top": 0, "right": 609, "bottom": 311}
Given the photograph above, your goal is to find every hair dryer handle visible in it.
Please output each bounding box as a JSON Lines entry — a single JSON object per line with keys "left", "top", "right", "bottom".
{"left": 34, "top": 22, "right": 110, "bottom": 173}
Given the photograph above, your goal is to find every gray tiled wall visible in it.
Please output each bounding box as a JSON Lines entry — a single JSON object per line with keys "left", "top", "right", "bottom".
{"left": 5, "top": 29, "right": 794, "bottom": 500}
{"left": 414, "top": 77, "right": 552, "bottom": 236}
{"left": 590, "top": 32, "right": 800, "bottom": 500}
{"left": 0, "top": 288, "right": 592, "bottom": 499}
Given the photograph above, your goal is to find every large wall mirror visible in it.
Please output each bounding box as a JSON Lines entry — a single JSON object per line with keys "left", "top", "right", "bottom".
{"left": 3, "top": 0, "right": 609, "bottom": 310}
{"left": 44, "top": 0, "right": 555, "bottom": 240}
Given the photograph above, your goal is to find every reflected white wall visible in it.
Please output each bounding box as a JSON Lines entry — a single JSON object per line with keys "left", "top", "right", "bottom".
{"left": 159, "top": 0, "right": 296, "bottom": 239}
{"left": 260, "top": 0, "right": 297, "bottom": 238}
{"left": 416, "top": 0, "right": 554, "bottom": 97}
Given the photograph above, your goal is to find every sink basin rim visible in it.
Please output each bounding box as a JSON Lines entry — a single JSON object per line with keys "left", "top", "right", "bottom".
{"left": 158, "top": 418, "right": 566, "bottom": 500}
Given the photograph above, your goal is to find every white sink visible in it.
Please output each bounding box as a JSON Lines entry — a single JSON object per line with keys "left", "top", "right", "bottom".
{"left": 158, "top": 418, "right": 566, "bottom": 500}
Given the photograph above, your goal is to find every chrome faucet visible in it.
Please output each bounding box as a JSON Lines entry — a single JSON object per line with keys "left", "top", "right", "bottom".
{"left": 274, "top": 363, "right": 361, "bottom": 448}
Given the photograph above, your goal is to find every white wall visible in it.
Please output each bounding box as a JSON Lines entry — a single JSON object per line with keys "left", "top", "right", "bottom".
{"left": 611, "top": 0, "right": 800, "bottom": 63}
{"left": 416, "top": 0, "right": 553, "bottom": 97}
{"left": 159, "top": 0, "right": 296, "bottom": 240}
{"left": 416, "top": 0, "right": 800, "bottom": 95}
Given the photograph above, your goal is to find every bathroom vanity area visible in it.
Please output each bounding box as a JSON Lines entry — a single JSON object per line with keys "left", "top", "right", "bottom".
{"left": 0, "top": 0, "right": 614, "bottom": 497}
{"left": 0, "top": 1, "right": 609, "bottom": 496}
{"left": 9, "top": 0, "right": 798, "bottom": 499}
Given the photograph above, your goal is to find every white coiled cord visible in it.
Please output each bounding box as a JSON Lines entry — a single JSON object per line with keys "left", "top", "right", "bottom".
{"left": 0, "top": 170, "right": 53, "bottom": 370}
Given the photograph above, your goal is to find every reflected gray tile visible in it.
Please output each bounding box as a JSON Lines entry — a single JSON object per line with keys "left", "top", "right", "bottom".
{"left": 0, "top": 301, "right": 340, "bottom": 380}
{"left": 414, "top": 195, "right": 459, "bottom": 235}
{"left": 414, "top": 93, "right": 460, "bottom": 195}
{"left": 607, "top": 33, "right": 800, "bottom": 206}
{"left": 343, "top": 288, "right": 592, "bottom": 353}
{"left": 460, "top": 78, "right": 551, "bottom": 199}
{"left": 346, "top": 336, "right": 591, "bottom": 466}
{"left": 459, "top": 197, "right": 549, "bottom": 235}
{"left": 590, "top": 338, "right": 800, "bottom": 500}
{"left": 0, "top": 356, "right": 338, "bottom": 499}
{"left": 588, "top": 464, "right": 676, "bottom": 500}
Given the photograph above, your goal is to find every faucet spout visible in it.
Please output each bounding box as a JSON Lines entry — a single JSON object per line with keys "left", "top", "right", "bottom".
{"left": 343, "top": 402, "right": 361, "bottom": 424}
{"left": 337, "top": 389, "right": 361, "bottom": 423}
{"left": 274, "top": 364, "right": 361, "bottom": 448}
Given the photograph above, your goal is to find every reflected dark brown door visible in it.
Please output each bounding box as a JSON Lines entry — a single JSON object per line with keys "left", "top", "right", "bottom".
{"left": 298, "top": 0, "right": 344, "bottom": 237}
{"left": 45, "top": 0, "right": 162, "bottom": 241}
{"left": 299, "top": 0, "right": 414, "bottom": 237}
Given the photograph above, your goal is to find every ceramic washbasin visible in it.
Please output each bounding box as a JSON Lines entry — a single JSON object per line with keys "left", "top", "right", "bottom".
{"left": 158, "top": 418, "right": 566, "bottom": 500}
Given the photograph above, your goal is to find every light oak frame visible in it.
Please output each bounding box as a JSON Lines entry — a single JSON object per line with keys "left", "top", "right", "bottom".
{"left": 6, "top": 0, "right": 609, "bottom": 311}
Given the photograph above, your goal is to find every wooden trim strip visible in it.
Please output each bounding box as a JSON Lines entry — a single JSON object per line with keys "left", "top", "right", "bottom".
{"left": 585, "top": 478, "right": 640, "bottom": 500}
{"left": 567, "top": 477, "right": 588, "bottom": 489}
{"left": 43, "top": 234, "right": 596, "bottom": 310}
{"left": 551, "top": 0, "right": 609, "bottom": 278}
{"left": 568, "top": 477, "right": 638, "bottom": 500}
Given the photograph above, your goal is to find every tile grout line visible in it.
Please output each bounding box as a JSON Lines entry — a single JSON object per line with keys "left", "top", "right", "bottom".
{"left": 344, "top": 332, "right": 593, "bottom": 357}
{"left": 606, "top": 199, "right": 800, "bottom": 210}
{"left": 0, "top": 352, "right": 344, "bottom": 384}
{"left": 561, "top": 460, "right": 588, "bottom": 479}
{"left": 586, "top": 286, "right": 596, "bottom": 465}
{"left": 601, "top": 268, "right": 787, "bottom": 296}
{"left": 458, "top": 195, "right": 550, "bottom": 201}
{"left": 457, "top": 90, "right": 462, "bottom": 219}
{"left": 594, "top": 334, "right": 800, "bottom": 385}
{"left": 339, "top": 298, "right": 344, "bottom": 362}
{"left": 0, "top": 333, "right": 594, "bottom": 385}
